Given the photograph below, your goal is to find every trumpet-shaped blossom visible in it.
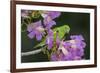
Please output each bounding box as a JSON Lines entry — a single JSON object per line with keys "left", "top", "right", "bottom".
{"left": 41, "top": 11, "right": 61, "bottom": 19}
{"left": 27, "top": 20, "right": 45, "bottom": 41}
{"left": 43, "top": 16, "right": 56, "bottom": 29}
{"left": 46, "top": 29, "right": 54, "bottom": 50}
{"left": 48, "top": 11, "right": 61, "bottom": 19}
{"left": 69, "top": 35, "right": 86, "bottom": 49}
{"left": 70, "top": 35, "right": 84, "bottom": 41}
{"left": 21, "top": 10, "right": 30, "bottom": 18}
{"left": 43, "top": 11, "right": 61, "bottom": 29}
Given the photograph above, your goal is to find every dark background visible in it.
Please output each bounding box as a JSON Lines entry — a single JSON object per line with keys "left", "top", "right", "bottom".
{"left": 21, "top": 12, "right": 90, "bottom": 63}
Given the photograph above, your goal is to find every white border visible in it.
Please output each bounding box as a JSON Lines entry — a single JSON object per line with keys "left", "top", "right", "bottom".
{"left": 16, "top": 5, "right": 95, "bottom": 69}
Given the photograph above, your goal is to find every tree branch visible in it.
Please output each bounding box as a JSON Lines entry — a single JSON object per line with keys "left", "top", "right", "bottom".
{"left": 21, "top": 45, "right": 47, "bottom": 56}
{"left": 21, "top": 49, "right": 42, "bottom": 56}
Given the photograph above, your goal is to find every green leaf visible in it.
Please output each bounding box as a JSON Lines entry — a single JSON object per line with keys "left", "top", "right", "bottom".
{"left": 21, "top": 23, "right": 27, "bottom": 32}
{"left": 41, "top": 46, "right": 47, "bottom": 54}
{"left": 23, "top": 17, "right": 31, "bottom": 24}
{"left": 53, "top": 25, "right": 70, "bottom": 39}
{"left": 33, "top": 37, "right": 46, "bottom": 48}
{"left": 31, "top": 11, "right": 41, "bottom": 18}
{"left": 46, "top": 50, "right": 51, "bottom": 60}
{"left": 51, "top": 46, "right": 57, "bottom": 53}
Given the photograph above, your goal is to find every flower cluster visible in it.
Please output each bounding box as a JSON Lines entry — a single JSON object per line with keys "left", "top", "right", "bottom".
{"left": 24, "top": 11, "right": 61, "bottom": 40}
{"left": 51, "top": 35, "right": 86, "bottom": 61}
{"left": 21, "top": 10, "right": 86, "bottom": 61}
